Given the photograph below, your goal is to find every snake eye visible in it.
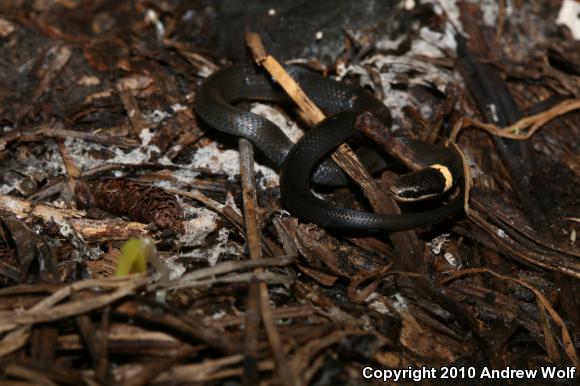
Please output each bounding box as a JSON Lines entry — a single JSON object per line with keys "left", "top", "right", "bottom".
{"left": 391, "top": 164, "right": 453, "bottom": 202}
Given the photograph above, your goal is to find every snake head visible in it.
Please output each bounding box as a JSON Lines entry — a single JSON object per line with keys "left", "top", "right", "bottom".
{"left": 391, "top": 164, "right": 454, "bottom": 202}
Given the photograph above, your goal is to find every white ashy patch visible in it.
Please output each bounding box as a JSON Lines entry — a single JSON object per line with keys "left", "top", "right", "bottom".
{"left": 64, "top": 138, "right": 112, "bottom": 171}
{"left": 224, "top": 192, "right": 242, "bottom": 216}
{"left": 419, "top": 101, "right": 433, "bottom": 120}
{"left": 182, "top": 10, "right": 194, "bottom": 21}
{"left": 152, "top": 168, "right": 201, "bottom": 190}
{"left": 77, "top": 75, "right": 101, "bottom": 86}
{"left": 211, "top": 309, "right": 227, "bottom": 320}
{"left": 190, "top": 142, "right": 280, "bottom": 190}
{"left": 365, "top": 292, "right": 378, "bottom": 302}
{"left": 368, "top": 298, "right": 391, "bottom": 315}
{"left": 335, "top": 61, "right": 406, "bottom": 122}
{"left": 197, "top": 66, "right": 215, "bottom": 79}
{"left": 478, "top": 0, "right": 499, "bottom": 27}
{"left": 138, "top": 127, "right": 155, "bottom": 146}
{"left": 50, "top": 200, "right": 67, "bottom": 209}
{"left": 143, "top": 109, "right": 171, "bottom": 124}
{"left": 496, "top": 228, "right": 507, "bottom": 238}
{"left": 57, "top": 220, "right": 75, "bottom": 238}
{"left": 557, "top": 0, "right": 580, "bottom": 40}
{"left": 392, "top": 293, "right": 409, "bottom": 312}
{"left": 167, "top": 144, "right": 182, "bottom": 155}
{"left": 64, "top": 137, "right": 167, "bottom": 171}
{"left": 0, "top": 185, "right": 13, "bottom": 195}
{"left": 428, "top": 233, "right": 451, "bottom": 255}
{"left": 342, "top": 53, "right": 458, "bottom": 123}
{"left": 171, "top": 103, "right": 187, "bottom": 112}
{"left": 161, "top": 256, "right": 187, "bottom": 281}
{"left": 363, "top": 54, "right": 457, "bottom": 93}
{"left": 206, "top": 227, "right": 238, "bottom": 267}
{"left": 189, "top": 142, "right": 239, "bottom": 176}
{"left": 409, "top": 24, "right": 457, "bottom": 58}
{"left": 178, "top": 227, "right": 245, "bottom": 267}
{"left": 0, "top": 142, "right": 65, "bottom": 197}
{"left": 444, "top": 252, "right": 462, "bottom": 269}
{"left": 250, "top": 103, "right": 304, "bottom": 142}
{"left": 178, "top": 206, "right": 219, "bottom": 247}
{"left": 111, "top": 143, "right": 162, "bottom": 164}
{"left": 374, "top": 35, "right": 406, "bottom": 52}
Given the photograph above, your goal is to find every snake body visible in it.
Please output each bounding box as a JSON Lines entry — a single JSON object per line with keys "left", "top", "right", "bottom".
{"left": 195, "top": 64, "right": 464, "bottom": 231}
{"left": 280, "top": 111, "right": 464, "bottom": 231}
{"left": 195, "top": 64, "right": 391, "bottom": 186}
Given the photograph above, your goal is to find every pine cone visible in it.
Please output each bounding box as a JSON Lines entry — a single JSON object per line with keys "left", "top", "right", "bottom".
{"left": 75, "top": 179, "right": 183, "bottom": 232}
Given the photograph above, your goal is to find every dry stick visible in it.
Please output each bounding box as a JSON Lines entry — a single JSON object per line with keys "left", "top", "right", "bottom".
{"left": 494, "top": 0, "right": 506, "bottom": 44}
{"left": 149, "top": 355, "right": 275, "bottom": 384}
{"left": 242, "top": 275, "right": 261, "bottom": 386}
{"left": 3, "top": 188, "right": 146, "bottom": 243}
{"left": 123, "top": 345, "right": 198, "bottom": 386}
{"left": 95, "top": 307, "right": 111, "bottom": 382}
{"left": 120, "top": 305, "right": 240, "bottom": 355}
{"left": 238, "top": 138, "right": 297, "bottom": 386}
{"left": 239, "top": 139, "right": 264, "bottom": 262}
{"left": 245, "top": 31, "right": 424, "bottom": 270}
{"left": 0, "top": 121, "right": 137, "bottom": 150}
{"left": 57, "top": 139, "right": 81, "bottom": 180}
{"left": 56, "top": 138, "right": 80, "bottom": 212}
{"left": 3, "top": 363, "right": 58, "bottom": 386}
{"left": 73, "top": 292, "right": 109, "bottom": 383}
{"left": 537, "top": 297, "right": 561, "bottom": 363}
{"left": 117, "top": 86, "right": 149, "bottom": 137}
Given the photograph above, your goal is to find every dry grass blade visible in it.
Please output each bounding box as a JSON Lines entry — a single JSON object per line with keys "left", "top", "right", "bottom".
{"left": 450, "top": 99, "right": 580, "bottom": 142}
